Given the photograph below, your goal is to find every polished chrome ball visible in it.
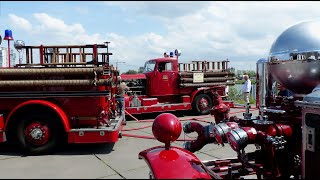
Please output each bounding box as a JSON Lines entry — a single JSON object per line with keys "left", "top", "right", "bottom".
{"left": 269, "top": 20, "right": 320, "bottom": 94}
{"left": 14, "top": 40, "right": 25, "bottom": 51}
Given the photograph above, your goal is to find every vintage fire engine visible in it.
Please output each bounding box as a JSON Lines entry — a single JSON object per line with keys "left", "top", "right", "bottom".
{"left": 138, "top": 20, "right": 320, "bottom": 179}
{"left": 121, "top": 50, "right": 236, "bottom": 116}
{"left": 0, "top": 30, "right": 124, "bottom": 155}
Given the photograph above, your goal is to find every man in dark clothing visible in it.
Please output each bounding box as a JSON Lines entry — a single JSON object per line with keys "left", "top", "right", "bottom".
{"left": 116, "top": 76, "right": 129, "bottom": 116}
{"left": 278, "top": 83, "right": 293, "bottom": 97}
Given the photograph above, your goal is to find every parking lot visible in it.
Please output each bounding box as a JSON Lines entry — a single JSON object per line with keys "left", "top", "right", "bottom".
{"left": 0, "top": 107, "right": 259, "bottom": 179}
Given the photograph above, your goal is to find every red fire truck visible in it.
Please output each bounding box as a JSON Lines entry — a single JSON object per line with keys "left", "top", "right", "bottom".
{"left": 0, "top": 37, "right": 124, "bottom": 155}
{"left": 121, "top": 50, "right": 235, "bottom": 116}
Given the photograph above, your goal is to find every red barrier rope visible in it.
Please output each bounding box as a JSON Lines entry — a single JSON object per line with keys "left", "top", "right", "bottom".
{"left": 121, "top": 124, "right": 153, "bottom": 131}
{"left": 121, "top": 133, "right": 195, "bottom": 141}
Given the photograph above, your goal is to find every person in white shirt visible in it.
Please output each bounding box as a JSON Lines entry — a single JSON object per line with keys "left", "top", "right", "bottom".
{"left": 225, "top": 83, "right": 229, "bottom": 99}
{"left": 242, "top": 75, "right": 252, "bottom": 104}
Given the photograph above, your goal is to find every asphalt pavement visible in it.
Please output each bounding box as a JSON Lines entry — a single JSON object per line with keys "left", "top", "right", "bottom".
{"left": 0, "top": 106, "right": 259, "bottom": 179}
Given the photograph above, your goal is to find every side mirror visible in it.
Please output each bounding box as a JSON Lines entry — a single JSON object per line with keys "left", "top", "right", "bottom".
{"left": 0, "top": 35, "right": 2, "bottom": 45}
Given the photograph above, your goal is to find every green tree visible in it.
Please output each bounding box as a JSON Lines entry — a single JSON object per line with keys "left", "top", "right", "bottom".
{"left": 125, "top": 70, "right": 138, "bottom": 74}
{"left": 246, "top": 70, "right": 256, "bottom": 79}
{"left": 138, "top": 69, "right": 144, "bottom": 73}
{"left": 228, "top": 86, "right": 256, "bottom": 104}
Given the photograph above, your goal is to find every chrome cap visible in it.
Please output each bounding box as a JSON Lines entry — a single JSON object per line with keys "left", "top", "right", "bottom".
{"left": 268, "top": 20, "right": 320, "bottom": 94}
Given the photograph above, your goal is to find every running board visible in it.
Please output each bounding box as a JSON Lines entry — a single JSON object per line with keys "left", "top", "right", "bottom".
{"left": 67, "top": 115, "right": 124, "bottom": 143}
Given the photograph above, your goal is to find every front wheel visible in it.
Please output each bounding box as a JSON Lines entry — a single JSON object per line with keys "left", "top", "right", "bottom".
{"left": 192, "top": 94, "right": 213, "bottom": 115}
{"left": 14, "top": 113, "right": 64, "bottom": 155}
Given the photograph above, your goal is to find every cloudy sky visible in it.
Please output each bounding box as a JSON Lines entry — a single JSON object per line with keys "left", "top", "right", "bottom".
{"left": 0, "top": 1, "right": 319, "bottom": 73}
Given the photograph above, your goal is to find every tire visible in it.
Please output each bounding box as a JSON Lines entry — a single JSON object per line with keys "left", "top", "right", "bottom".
{"left": 14, "top": 112, "right": 64, "bottom": 155}
{"left": 192, "top": 94, "right": 213, "bottom": 115}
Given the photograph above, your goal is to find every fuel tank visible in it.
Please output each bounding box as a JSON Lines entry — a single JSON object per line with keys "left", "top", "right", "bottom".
{"left": 268, "top": 20, "right": 320, "bottom": 94}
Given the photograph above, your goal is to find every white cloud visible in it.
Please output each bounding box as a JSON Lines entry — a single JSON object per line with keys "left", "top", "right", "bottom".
{"left": 25, "top": 13, "right": 102, "bottom": 45}
{"left": 104, "top": 1, "right": 211, "bottom": 18}
{"left": 8, "top": 14, "right": 32, "bottom": 31}
{"left": 6, "top": 1, "right": 320, "bottom": 72}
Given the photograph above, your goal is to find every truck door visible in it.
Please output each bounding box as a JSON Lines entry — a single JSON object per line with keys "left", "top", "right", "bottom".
{"left": 155, "top": 61, "right": 179, "bottom": 96}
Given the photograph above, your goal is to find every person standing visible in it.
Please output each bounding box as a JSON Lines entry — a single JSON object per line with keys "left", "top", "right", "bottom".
{"left": 116, "top": 76, "right": 130, "bottom": 123}
{"left": 242, "top": 75, "right": 252, "bottom": 104}
{"left": 225, "top": 84, "right": 229, "bottom": 99}
{"left": 278, "top": 83, "right": 293, "bottom": 97}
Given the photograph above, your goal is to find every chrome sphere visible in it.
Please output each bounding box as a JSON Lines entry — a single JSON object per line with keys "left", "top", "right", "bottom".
{"left": 152, "top": 113, "right": 182, "bottom": 145}
{"left": 14, "top": 40, "right": 25, "bottom": 51}
{"left": 269, "top": 20, "right": 320, "bottom": 94}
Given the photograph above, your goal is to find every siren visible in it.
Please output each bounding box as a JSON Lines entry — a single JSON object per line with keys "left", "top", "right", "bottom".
{"left": 169, "top": 52, "right": 174, "bottom": 57}
{"left": 4, "top": 29, "right": 14, "bottom": 40}
{"left": 3, "top": 29, "right": 14, "bottom": 68}
{"left": 174, "top": 49, "right": 181, "bottom": 56}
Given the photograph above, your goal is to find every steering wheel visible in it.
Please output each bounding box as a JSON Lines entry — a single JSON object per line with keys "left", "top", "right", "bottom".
{"left": 147, "top": 67, "right": 153, "bottom": 71}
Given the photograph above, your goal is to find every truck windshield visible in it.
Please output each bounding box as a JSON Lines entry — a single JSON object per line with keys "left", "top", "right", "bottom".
{"left": 143, "top": 61, "right": 156, "bottom": 73}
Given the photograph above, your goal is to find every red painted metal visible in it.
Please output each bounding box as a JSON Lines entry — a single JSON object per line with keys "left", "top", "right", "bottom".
{"left": 7, "top": 41, "right": 11, "bottom": 67}
{"left": 141, "top": 98, "right": 157, "bottom": 106}
{"left": 120, "top": 73, "right": 146, "bottom": 80}
{"left": 183, "top": 122, "right": 216, "bottom": 152}
{"left": 210, "top": 94, "right": 230, "bottom": 124}
{"left": 0, "top": 114, "right": 5, "bottom": 142}
{"left": 68, "top": 130, "right": 119, "bottom": 143}
{"left": 243, "top": 127, "right": 258, "bottom": 142}
{"left": 152, "top": 113, "right": 181, "bottom": 147}
{"left": 39, "top": 45, "right": 44, "bottom": 64}
{"left": 5, "top": 100, "right": 71, "bottom": 131}
{"left": 125, "top": 103, "right": 192, "bottom": 114}
{"left": 0, "top": 114, "right": 4, "bottom": 130}
{"left": 24, "top": 121, "right": 50, "bottom": 146}
{"left": 0, "top": 131, "right": 5, "bottom": 142}
{"left": 145, "top": 58, "right": 179, "bottom": 96}
{"left": 273, "top": 124, "right": 293, "bottom": 137}
{"left": 181, "top": 95, "right": 191, "bottom": 103}
{"left": 93, "top": 44, "right": 98, "bottom": 65}
{"left": 139, "top": 146, "right": 211, "bottom": 179}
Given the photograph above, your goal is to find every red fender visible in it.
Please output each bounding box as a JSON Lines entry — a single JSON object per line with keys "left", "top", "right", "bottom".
{"left": 139, "top": 146, "right": 211, "bottom": 179}
{"left": 190, "top": 89, "right": 202, "bottom": 103}
{"left": 4, "top": 100, "right": 70, "bottom": 131}
{"left": 191, "top": 86, "right": 225, "bottom": 103}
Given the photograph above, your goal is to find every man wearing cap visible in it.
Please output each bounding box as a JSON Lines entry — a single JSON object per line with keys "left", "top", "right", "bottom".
{"left": 116, "top": 76, "right": 130, "bottom": 123}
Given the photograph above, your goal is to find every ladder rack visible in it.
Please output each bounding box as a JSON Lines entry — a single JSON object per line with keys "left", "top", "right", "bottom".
{"left": 16, "top": 43, "right": 112, "bottom": 67}
{"left": 178, "top": 60, "right": 229, "bottom": 72}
